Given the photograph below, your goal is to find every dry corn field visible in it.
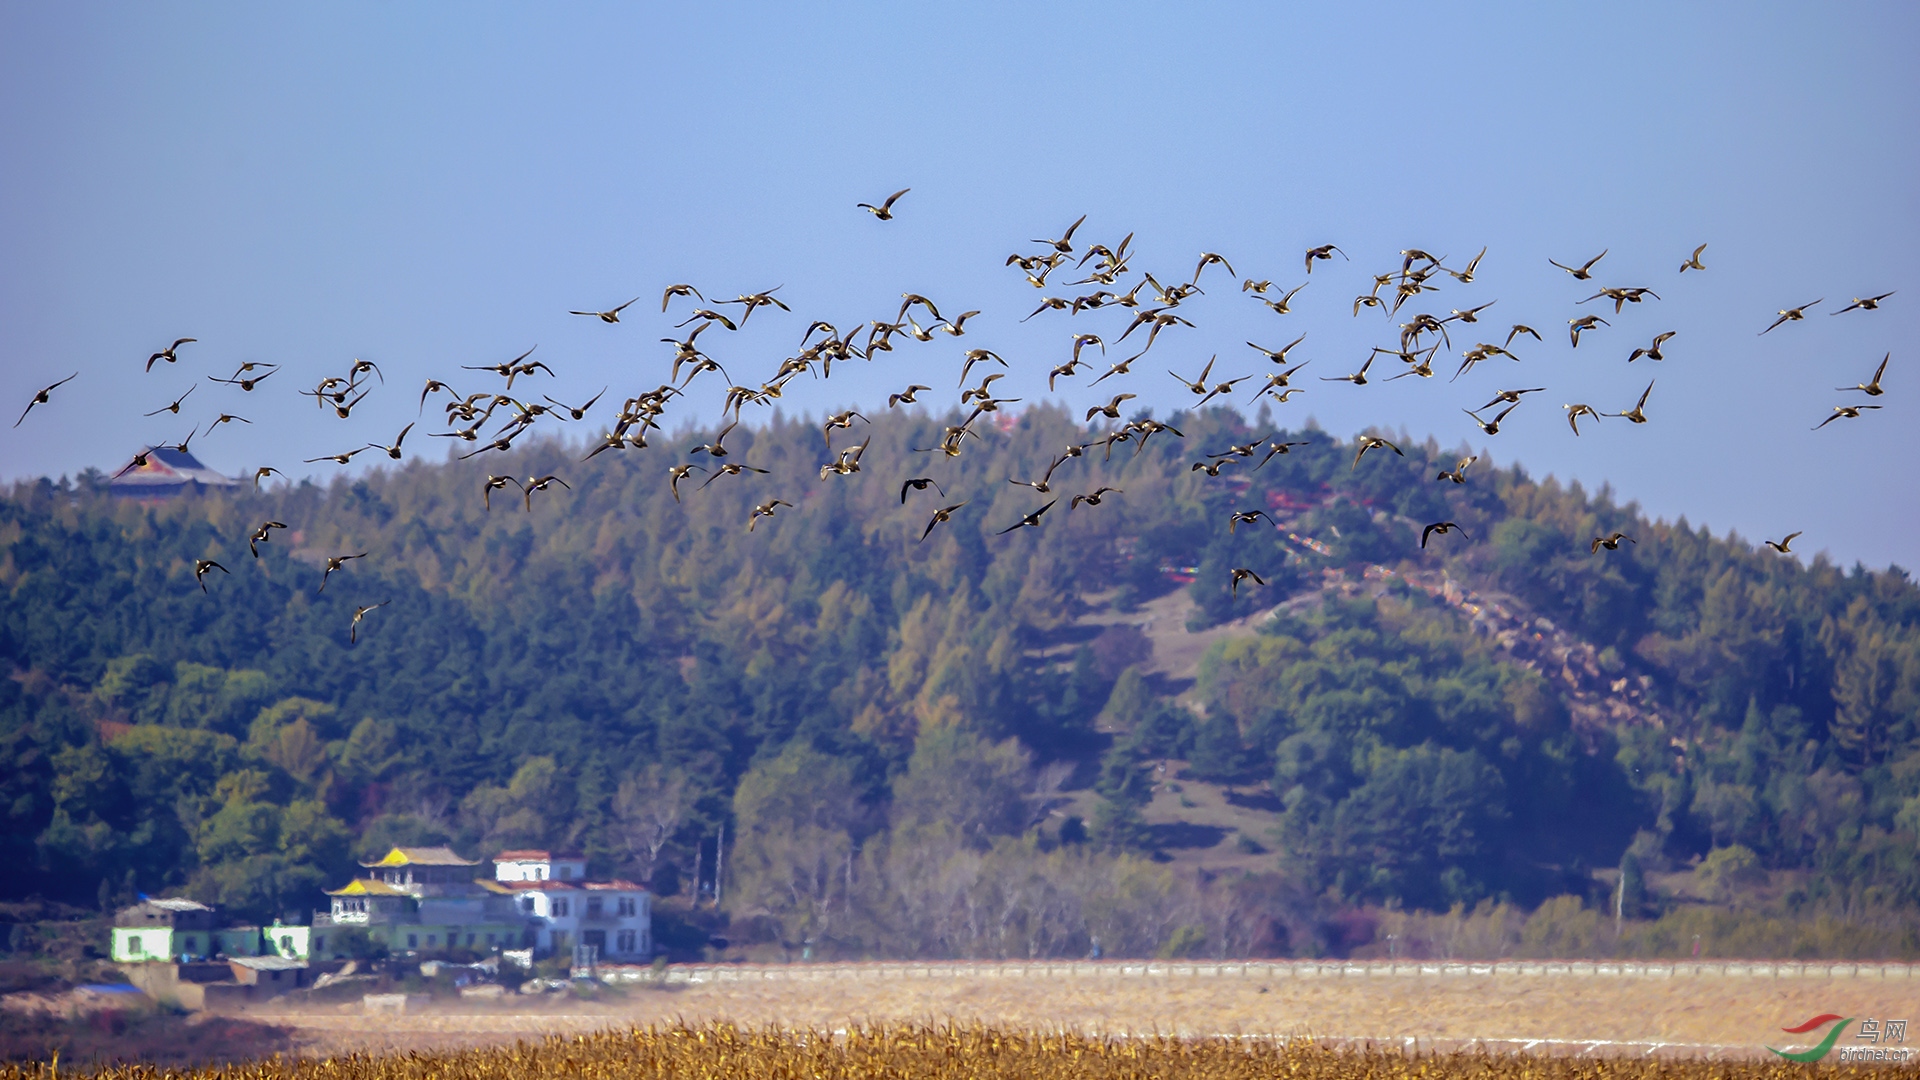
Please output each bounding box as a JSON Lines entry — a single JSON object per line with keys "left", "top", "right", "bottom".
{"left": 254, "top": 970, "right": 1916, "bottom": 1062}
{"left": 8, "top": 1024, "right": 1917, "bottom": 1080}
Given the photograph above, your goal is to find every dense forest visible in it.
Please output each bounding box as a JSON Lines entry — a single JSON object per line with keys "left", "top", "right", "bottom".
{"left": 3, "top": 403, "right": 1918, "bottom": 959}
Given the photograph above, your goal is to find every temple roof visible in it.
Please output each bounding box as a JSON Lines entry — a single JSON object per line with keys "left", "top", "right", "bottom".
{"left": 109, "top": 447, "right": 238, "bottom": 492}
{"left": 325, "top": 879, "right": 413, "bottom": 897}
{"left": 360, "top": 846, "right": 477, "bottom": 868}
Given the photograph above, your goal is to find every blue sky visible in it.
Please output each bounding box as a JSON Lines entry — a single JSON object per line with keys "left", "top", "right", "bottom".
{"left": 3, "top": 4, "right": 1916, "bottom": 569}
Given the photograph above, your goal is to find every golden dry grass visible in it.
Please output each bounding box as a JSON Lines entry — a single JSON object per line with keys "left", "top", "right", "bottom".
{"left": 9, "top": 1021, "right": 1913, "bottom": 1080}
{"left": 258, "top": 972, "right": 1914, "bottom": 1061}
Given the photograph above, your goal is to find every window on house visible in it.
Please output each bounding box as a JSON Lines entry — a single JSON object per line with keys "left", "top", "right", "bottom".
{"left": 127, "top": 935, "right": 143, "bottom": 956}
{"left": 314, "top": 935, "right": 326, "bottom": 953}
{"left": 466, "top": 933, "right": 476, "bottom": 946}
{"left": 617, "top": 897, "right": 636, "bottom": 917}
{"left": 407, "top": 934, "right": 419, "bottom": 949}
{"left": 553, "top": 898, "right": 569, "bottom": 917}
{"left": 427, "top": 934, "right": 437, "bottom": 947}
{"left": 587, "top": 898, "right": 603, "bottom": 918}
{"left": 616, "top": 930, "right": 635, "bottom": 953}
{"left": 280, "top": 935, "right": 294, "bottom": 953}
{"left": 520, "top": 897, "right": 535, "bottom": 914}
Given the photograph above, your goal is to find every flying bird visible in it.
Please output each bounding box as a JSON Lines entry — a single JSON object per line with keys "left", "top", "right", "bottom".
{"left": 748, "top": 500, "right": 794, "bottom": 531}
{"left": 1837, "top": 353, "right": 1889, "bottom": 396}
{"left": 857, "top": 188, "right": 910, "bottom": 220}
{"left": 1764, "top": 531, "right": 1803, "bottom": 554}
{"left": 349, "top": 601, "right": 389, "bottom": 644}
{"left": 1304, "top": 244, "right": 1347, "bottom": 273}
{"left": 318, "top": 552, "right": 368, "bottom": 592}
{"left": 247, "top": 521, "right": 287, "bottom": 559}
{"left": 1812, "top": 404, "right": 1881, "bottom": 429}
{"left": 14, "top": 373, "right": 76, "bottom": 427}
{"left": 667, "top": 464, "right": 705, "bottom": 503}
{"left": 1563, "top": 403, "right": 1603, "bottom": 436}
{"left": 192, "top": 559, "right": 229, "bottom": 593}
{"left": 1071, "top": 488, "right": 1120, "bottom": 510}
{"left": 483, "top": 475, "right": 521, "bottom": 511}
{"left": 1678, "top": 244, "right": 1707, "bottom": 273}
{"left": 1610, "top": 381, "right": 1655, "bottom": 424}
{"left": 1034, "top": 214, "right": 1087, "bottom": 253}
{"left": 1761, "top": 300, "right": 1822, "bottom": 334}
{"left": 1229, "top": 509, "right": 1272, "bottom": 534}
{"left": 252, "top": 466, "right": 283, "bottom": 491}
{"left": 569, "top": 297, "right": 640, "bottom": 323}
{"left": 146, "top": 338, "right": 197, "bottom": 372}
{"left": 1549, "top": 249, "right": 1608, "bottom": 280}
{"left": 1568, "top": 315, "right": 1609, "bottom": 347}
{"left": 367, "top": 423, "right": 414, "bottom": 460}
{"left": 1436, "top": 455, "right": 1477, "bottom": 484}
{"left": 1256, "top": 439, "right": 1309, "bottom": 469}
{"left": 144, "top": 384, "right": 196, "bottom": 417}
{"left": 520, "top": 475, "right": 571, "bottom": 511}
{"left": 1832, "top": 292, "right": 1893, "bottom": 315}
{"left": 1421, "top": 522, "right": 1469, "bottom": 549}
{"left": 1628, "top": 332, "right": 1676, "bottom": 362}
{"left": 999, "top": 500, "right": 1058, "bottom": 534}
{"left": 1086, "top": 393, "right": 1136, "bottom": 421}
{"left": 921, "top": 501, "right": 968, "bottom": 541}
{"left": 1351, "top": 435, "right": 1403, "bottom": 470}
{"left": 1592, "top": 533, "right": 1635, "bottom": 553}
{"left": 1463, "top": 402, "right": 1521, "bottom": 436}
{"left": 1229, "top": 568, "right": 1266, "bottom": 596}
{"left": 661, "top": 284, "right": 704, "bottom": 311}
{"left": 900, "top": 477, "right": 944, "bottom": 503}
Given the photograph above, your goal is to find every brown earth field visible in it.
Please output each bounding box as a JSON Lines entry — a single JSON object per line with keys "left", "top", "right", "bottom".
{"left": 258, "top": 971, "right": 1915, "bottom": 1061}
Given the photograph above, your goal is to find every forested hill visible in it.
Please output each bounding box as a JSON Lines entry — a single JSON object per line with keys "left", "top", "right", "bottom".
{"left": 3, "top": 404, "right": 1918, "bottom": 957}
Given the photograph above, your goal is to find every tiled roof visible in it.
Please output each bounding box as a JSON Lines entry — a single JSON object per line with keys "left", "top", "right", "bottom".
{"left": 361, "top": 846, "right": 476, "bottom": 868}
{"left": 491, "top": 879, "right": 579, "bottom": 892}
{"left": 582, "top": 880, "right": 647, "bottom": 891}
{"left": 326, "top": 879, "right": 413, "bottom": 897}
{"left": 493, "top": 850, "right": 585, "bottom": 861}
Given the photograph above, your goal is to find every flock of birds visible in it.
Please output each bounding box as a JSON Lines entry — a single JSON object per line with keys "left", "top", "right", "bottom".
{"left": 9, "top": 187, "right": 1901, "bottom": 641}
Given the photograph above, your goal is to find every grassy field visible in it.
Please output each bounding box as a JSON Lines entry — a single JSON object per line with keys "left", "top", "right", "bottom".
{"left": 250, "top": 971, "right": 1912, "bottom": 1061}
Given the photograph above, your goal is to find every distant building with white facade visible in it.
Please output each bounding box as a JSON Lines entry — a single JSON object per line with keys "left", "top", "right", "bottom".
{"left": 487, "top": 850, "right": 650, "bottom": 960}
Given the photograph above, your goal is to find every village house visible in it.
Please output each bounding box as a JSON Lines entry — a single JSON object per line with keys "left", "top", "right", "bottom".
{"left": 487, "top": 850, "right": 651, "bottom": 961}
{"left": 312, "top": 846, "right": 525, "bottom": 958}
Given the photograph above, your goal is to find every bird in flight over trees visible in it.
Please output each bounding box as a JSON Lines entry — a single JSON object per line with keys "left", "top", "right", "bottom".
{"left": 193, "top": 559, "right": 229, "bottom": 593}
{"left": 1422, "top": 521, "right": 1469, "bottom": 548}
{"left": 1764, "top": 531, "right": 1803, "bottom": 554}
{"left": 1229, "top": 568, "right": 1266, "bottom": 596}
{"left": 1592, "top": 533, "right": 1635, "bottom": 553}
{"left": 350, "top": 601, "right": 389, "bottom": 644}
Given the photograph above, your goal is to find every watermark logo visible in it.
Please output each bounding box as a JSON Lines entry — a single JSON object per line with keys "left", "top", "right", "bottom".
{"left": 1769, "top": 1014, "right": 1909, "bottom": 1063}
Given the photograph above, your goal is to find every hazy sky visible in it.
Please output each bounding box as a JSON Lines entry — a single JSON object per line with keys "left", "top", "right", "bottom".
{"left": 3, "top": 4, "right": 1916, "bottom": 569}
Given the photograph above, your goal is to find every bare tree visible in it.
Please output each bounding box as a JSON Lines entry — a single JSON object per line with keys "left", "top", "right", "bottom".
{"left": 613, "top": 764, "right": 689, "bottom": 886}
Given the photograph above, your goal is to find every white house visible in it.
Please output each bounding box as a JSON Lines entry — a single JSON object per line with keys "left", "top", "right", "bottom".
{"left": 487, "top": 850, "right": 650, "bottom": 960}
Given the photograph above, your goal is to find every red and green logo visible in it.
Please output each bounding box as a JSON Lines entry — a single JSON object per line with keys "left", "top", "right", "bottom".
{"left": 1769, "top": 1014, "right": 1853, "bottom": 1062}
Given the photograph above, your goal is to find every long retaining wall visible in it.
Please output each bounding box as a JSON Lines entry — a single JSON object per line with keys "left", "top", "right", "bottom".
{"left": 598, "top": 958, "right": 1918, "bottom": 985}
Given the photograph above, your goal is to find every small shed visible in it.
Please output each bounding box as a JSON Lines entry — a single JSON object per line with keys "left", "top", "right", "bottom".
{"left": 227, "top": 955, "right": 310, "bottom": 995}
